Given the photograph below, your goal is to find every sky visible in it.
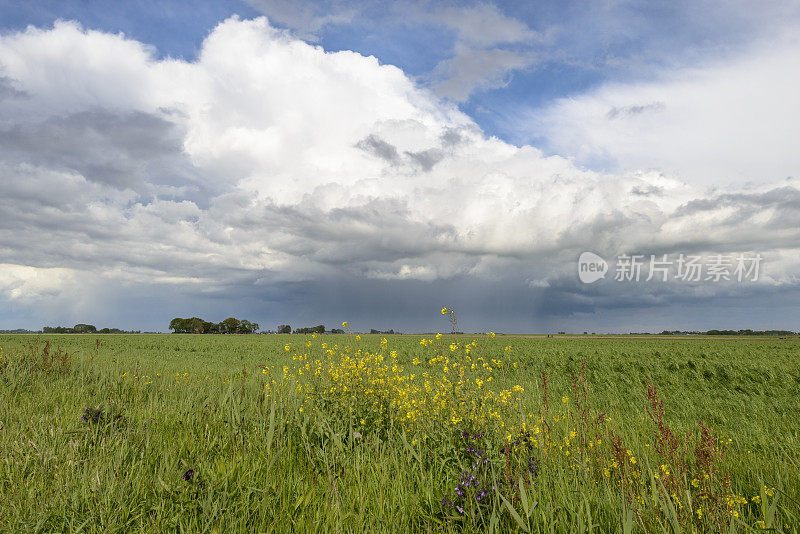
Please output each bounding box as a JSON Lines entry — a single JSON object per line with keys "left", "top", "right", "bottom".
{"left": 0, "top": 1, "right": 799, "bottom": 333}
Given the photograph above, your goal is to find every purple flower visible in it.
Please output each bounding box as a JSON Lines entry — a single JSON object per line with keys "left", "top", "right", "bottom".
{"left": 81, "top": 407, "right": 103, "bottom": 423}
{"left": 182, "top": 469, "right": 194, "bottom": 481}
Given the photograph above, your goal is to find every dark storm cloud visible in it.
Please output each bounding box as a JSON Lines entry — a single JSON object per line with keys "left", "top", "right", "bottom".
{"left": 211, "top": 266, "right": 800, "bottom": 335}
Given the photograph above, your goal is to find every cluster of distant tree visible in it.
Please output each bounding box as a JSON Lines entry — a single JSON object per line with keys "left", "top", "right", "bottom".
{"left": 169, "top": 317, "right": 259, "bottom": 334}
{"left": 272, "top": 325, "right": 401, "bottom": 334}
{"left": 42, "top": 324, "right": 140, "bottom": 334}
{"left": 292, "top": 325, "right": 326, "bottom": 334}
{"left": 660, "top": 329, "right": 797, "bottom": 336}
{"left": 0, "top": 328, "right": 40, "bottom": 334}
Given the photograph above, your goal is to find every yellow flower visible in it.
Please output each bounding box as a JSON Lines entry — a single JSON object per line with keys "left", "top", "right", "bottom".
{"left": 488, "top": 332, "right": 495, "bottom": 338}
{"left": 341, "top": 321, "right": 348, "bottom": 327}
{"left": 435, "top": 333, "right": 442, "bottom": 340}
{"left": 355, "top": 335, "right": 361, "bottom": 341}
{"left": 441, "top": 307, "right": 448, "bottom": 314}
{"left": 284, "top": 344, "right": 291, "bottom": 351}
{"left": 562, "top": 396, "right": 569, "bottom": 404}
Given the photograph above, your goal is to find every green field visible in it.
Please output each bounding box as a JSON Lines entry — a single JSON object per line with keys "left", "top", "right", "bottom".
{"left": 1, "top": 333, "right": 798, "bottom": 532}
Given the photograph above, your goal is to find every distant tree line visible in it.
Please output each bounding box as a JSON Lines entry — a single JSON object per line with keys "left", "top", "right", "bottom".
{"left": 271, "top": 325, "right": 402, "bottom": 334}
{"left": 292, "top": 325, "right": 325, "bottom": 334}
{"left": 659, "top": 329, "right": 797, "bottom": 336}
{"left": 169, "top": 317, "right": 259, "bottom": 334}
{"left": 43, "top": 324, "right": 140, "bottom": 334}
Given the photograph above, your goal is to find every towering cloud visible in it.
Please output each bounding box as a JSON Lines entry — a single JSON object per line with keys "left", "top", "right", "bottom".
{"left": 0, "top": 17, "right": 797, "bottom": 331}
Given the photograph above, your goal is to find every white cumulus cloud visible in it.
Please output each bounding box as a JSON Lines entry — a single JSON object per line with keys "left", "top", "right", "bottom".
{"left": 0, "top": 16, "right": 798, "bottom": 331}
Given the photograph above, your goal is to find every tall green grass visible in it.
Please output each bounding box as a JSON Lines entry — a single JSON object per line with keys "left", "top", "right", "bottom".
{"left": 0, "top": 334, "right": 798, "bottom": 532}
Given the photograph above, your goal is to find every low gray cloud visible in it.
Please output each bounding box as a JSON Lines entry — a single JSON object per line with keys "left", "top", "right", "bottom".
{"left": 243, "top": 0, "right": 358, "bottom": 39}
{"left": 0, "top": 110, "right": 187, "bottom": 189}
{"left": 430, "top": 46, "right": 535, "bottom": 101}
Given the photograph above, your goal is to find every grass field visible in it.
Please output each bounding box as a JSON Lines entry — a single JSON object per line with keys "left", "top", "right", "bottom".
{"left": 1, "top": 332, "right": 798, "bottom": 532}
